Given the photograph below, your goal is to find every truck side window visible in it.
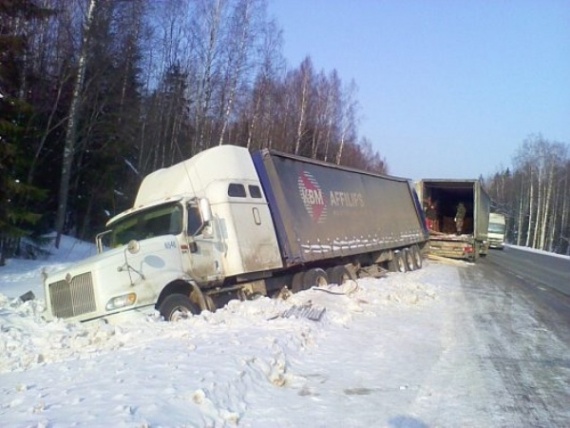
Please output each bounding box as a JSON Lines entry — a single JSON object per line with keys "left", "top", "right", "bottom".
{"left": 249, "top": 185, "right": 262, "bottom": 198}
{"left": 187, "top": 205, "right": 202, "bottom": 236}
{"left": 228, "top": 183, "right": 246, "bottom": 197}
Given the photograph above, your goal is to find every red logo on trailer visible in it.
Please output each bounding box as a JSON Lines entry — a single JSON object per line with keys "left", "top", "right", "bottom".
{"left": 298, "top": 171, "right": 327, "bottom": 223}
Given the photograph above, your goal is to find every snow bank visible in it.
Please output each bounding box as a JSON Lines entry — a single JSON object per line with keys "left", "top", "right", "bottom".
{"left": 0, "top": 235, "right": 475, "bottom": 427}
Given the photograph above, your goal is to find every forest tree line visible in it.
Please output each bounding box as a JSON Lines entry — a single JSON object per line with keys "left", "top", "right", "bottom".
{"left": 1, "top": 1, "right": 568, "bottom": 264}
{"left": 0, "top": 0, "right": 387, "bottom": 263}
{"left": 485, "top": 135, "right": 570, "bottom": 255}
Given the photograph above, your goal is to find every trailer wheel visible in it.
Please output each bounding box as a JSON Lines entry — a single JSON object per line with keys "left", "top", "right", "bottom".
{"left": 403, "top": 248, "right": 415, "bottom": 271}
{"left": 389, "top": 251, "right": 407, "bottom": 273}
{"left": 291, "top": 271, "right": 305, "bottom": 293}
{"left": 159, "top": 294, "right": 199, "bottom": 321}
{"left": 411, "top": 245, "right": 423, "bottom": 270}
{"left": 303, "top": 268, "right": 329, "bottom": 289}
{"left": 327, "top": 265, "right": 352, "bottom": 285}
{"left": 394, "top": 251, "right": 407, "bottom": 272}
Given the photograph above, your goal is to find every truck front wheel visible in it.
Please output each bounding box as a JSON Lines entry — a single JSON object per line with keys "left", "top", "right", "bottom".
{"left": 159, "top": 294, "right": 199, "bottom": 321}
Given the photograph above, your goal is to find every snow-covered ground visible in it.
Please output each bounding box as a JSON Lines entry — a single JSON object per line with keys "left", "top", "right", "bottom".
{"left": 0, "top": 237, "right": 567, "bottom": 427}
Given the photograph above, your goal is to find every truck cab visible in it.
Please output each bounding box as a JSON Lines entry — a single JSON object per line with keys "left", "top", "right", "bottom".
{"left": 488, "top": 212, "right": 506, "bottom": 249}
{"left": 43, "top": 146, "right": 283, "bottom": 323}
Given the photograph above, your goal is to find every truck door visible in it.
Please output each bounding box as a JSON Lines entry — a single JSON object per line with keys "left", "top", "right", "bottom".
{"left": 185, "top": 201, "right": 222, "bottom": 283}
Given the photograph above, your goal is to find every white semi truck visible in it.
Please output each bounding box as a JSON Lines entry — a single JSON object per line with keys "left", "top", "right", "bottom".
{"left": 43, "top": 145, "right": 428, "bottom": 323}
{"left": 488, "top": 212, "right": 506, "bottom": 249}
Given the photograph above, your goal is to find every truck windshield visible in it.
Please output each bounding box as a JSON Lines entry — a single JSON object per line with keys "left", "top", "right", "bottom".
{"left": 102, "top": 202, "right": 183, "bottom": 248}
{"left": 488, "top": 223, "right": 505, "bottom": 234}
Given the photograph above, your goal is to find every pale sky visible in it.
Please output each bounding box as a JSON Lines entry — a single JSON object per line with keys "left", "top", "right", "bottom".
{"left": 267, "top": 0, "right": 570, "bottom": 180}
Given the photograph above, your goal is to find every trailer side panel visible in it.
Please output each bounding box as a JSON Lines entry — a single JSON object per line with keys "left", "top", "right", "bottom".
{"left": 252, "top": 150, "right": 428, "bottom": 267}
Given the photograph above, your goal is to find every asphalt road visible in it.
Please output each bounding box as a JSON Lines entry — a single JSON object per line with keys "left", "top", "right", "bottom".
{"left": 483, "top": 246, "right": 570, "bottom": 297}
{"left": 457, "top": 247, "right": 570, "bottom": 426}
{"left": 481, "top": 246, "right": 570, "bottom": 344}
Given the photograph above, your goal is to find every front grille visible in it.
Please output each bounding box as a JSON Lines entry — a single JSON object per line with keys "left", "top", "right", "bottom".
{"left": 49, "top": 272, "right": 96, "bottom": 319}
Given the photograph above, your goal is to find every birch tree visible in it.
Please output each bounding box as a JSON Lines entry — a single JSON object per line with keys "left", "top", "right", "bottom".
{"left": 218, "top": 0, "right": 259, "bottom": 145}
{"left": 293, "top": 57, "right": 313, "bottom": 155}
{"left": 245, "top": 19, "right": 283, "bottom": 150}
{"left": 2, "top": 0, "right": 387, "bottom": 250}
{"left": 493, "top": 135, "right": 569, "bottom": 253}
{"left": 54, "top": 0, "right": 98, "bottom": 248}
{"left": 190, "top": 0, "right": 227, "bottom": 149}
{"left": 310, "top": 71, "right": 332, "bottom": 159}
{"left": 322, "top": 70, "right": 341, "bottom": 162}
{"left": 336, "top": 79, "right": 359, "bottom": 165}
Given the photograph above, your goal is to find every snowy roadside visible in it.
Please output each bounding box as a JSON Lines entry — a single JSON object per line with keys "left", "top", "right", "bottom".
{"left": 506, "top": 243, "right": 570, "bottom": 260}
{"left": 0, "top": 239, "right": 459, "bottom": 427}
{"left": 4, "top": 236, "right": 562, "bottom": 426}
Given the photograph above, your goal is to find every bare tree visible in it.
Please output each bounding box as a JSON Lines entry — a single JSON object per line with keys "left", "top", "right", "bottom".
{"left": 54, "top": 0, "right": 98, "bottom": 248}
{"left": 2, "top": 0, "right": 388, "bottom": 250}
{"left": 245, "top": 19, "right": 283, "bottom": 150}
{"left": 322, "top": 70, "right": 341, "bottom": 162}
{"left": 190, "top": 0, "right": 227, "bottom": 149}
{"left": 494, "top": 135, "right": 569, "bottom": 253}
{"left": 293, "top": 57, "right": 313, "bottom": 155}
{"left": 538, "top": 141, "right": 566, "bottom": 249}
{"left": 336, "top": 79, "right": 359, "bottom": 165}
{"left": 218, "top": 0, "right": 260, "bottom": 145}
{"left": 23, "top": 0, "right": 77, "bottom": 185}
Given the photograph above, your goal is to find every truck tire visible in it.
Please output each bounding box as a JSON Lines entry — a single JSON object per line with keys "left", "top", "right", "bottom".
{"left": 403, "top": 248, "right": 415, "bottom": 271}
{"left": 302, "top": 268, "right": 328, "bottom": 289}
{"left": 291, "top": 271, "right": 305, "bottom": 293}
{"left": 159, "top": 294, "right": 199, "bottom": 321}
{"left": 388, "top": 254, "right": 397, "bottom": 272}
{"left": 389, "top": 251, "right": 406, "bottom": 273}
{"left": 411, "top": 245, "right": 423, "bottom": 270}
{"left": 327, "top": 265, "right": 352, "bottom": 285}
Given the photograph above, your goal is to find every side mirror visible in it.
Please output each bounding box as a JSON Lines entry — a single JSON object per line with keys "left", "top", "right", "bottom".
{"left": 199, "top": 198, "right": 212, "bottom": 224}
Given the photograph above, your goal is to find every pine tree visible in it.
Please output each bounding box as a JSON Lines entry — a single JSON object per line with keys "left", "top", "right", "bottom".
{"left": 0, "top": 0, "right": 51, "bottom": 264}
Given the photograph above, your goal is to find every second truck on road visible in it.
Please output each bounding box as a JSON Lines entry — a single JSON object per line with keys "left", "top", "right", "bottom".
{"left": 488, "top": 212, "right": 506, "bottom": 249}
{"left": 416, "top": 179, "right": 490, "bottom": 261}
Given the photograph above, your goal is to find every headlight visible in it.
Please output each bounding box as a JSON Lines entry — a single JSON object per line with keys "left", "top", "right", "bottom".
{"left": 106, "top": 293, "right": 137, "bottom": 310}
